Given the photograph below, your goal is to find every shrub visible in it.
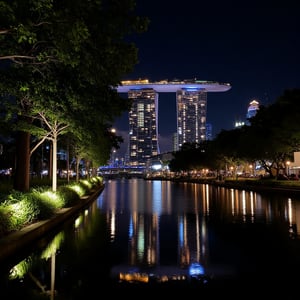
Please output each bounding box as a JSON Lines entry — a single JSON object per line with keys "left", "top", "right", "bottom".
{"left": 1, "top": 191, "right": 40, "bottom": 230}
{"left": 25, "top": 192, "right": 55, "bottom": 220}
{"left": 0, "top": 206, "right": 11, "bottom": 236}
{"left": 0, "top": 176, "right": 103, "bottom": 238}
{"left": 57, "top": 186, "right": 81, "bottom": 207}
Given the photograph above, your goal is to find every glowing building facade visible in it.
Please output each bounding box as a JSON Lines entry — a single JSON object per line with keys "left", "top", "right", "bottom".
{"left": 117, "top": 79, "right": 231, "bottom": 166}
{"left": 247, "top": 99, "right": 260, "bottom": 120}
{"left": 176, "top": 88, "right": 207, "bottom": 149}
{"left": 127, "top": 88, "right": 159, "bottom": 166}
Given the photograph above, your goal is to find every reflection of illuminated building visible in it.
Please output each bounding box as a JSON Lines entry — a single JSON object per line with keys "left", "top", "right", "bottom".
{"left": 128, "top": 212, "right": 159, "bottom": 266}
{"left": 287, "top": 198, "right": 300, "bottom": 238}
{"left": 111, "top": 209, "right": 209, "bottom": 284}
{"left": 100, "top": 179, "right": 300, "bottom": 286}
{"left": 105, "top": 180, "right": 210, "bottom": 284}
{"left": 178, "top": 214, "right": 208, "bottom": 269}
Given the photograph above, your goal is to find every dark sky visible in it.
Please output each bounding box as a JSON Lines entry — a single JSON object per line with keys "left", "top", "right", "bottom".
{"left": 114, "top": 0, "right": 300, "bottom": 155}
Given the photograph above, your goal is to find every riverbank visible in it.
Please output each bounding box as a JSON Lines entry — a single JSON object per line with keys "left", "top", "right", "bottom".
{"left": 145, "top": 176, "right": 300, "bottom": 196}
{"left": 2, "top": 177, "right": 300, "bottom": 264}
{"left": 0, "top": 185, "right": 104, "bottom": 264}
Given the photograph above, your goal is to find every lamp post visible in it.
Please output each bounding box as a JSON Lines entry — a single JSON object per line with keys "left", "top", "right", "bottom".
{"left": 109, "top": 128, "right": 117, "bottom": 166}
{"left": 249, "top": 164, "right": 253, "bottom": 177}
{"left": 230, "top": 166, "right": 234, "bottom": 178}
{"left": 286, "top": 161, "right": 290, "bottom": 177}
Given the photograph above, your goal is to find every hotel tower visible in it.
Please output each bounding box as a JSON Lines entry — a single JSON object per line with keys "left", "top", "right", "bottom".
{"left": 117, "top": 79, "right": 231, "bottom": 166}
{"left": 127, "top": 88, "right": 160, "bottom": 166}
{"left": 246, "top": 99, "right": 260, "bottom": 120}
{"left": 176, "top": 88, "right": 207, "bottom": 148}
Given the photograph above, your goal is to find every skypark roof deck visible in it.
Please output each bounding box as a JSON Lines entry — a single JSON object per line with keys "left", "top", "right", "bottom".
{"left": 116, "top": 79, "right": 231, "bottom": 93}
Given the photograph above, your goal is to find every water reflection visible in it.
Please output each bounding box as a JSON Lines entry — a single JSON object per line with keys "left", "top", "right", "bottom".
{"left": 6, "top": 231, "right": 64, "bottom": 299}
{"left": 0, "top": 203, "right": 107, "bottom": 299}
{"left": 98, "top": 179, "right": 300, "bottom": 287}
{"left": 1, "top": 178, "right": 300, "bottom": 297}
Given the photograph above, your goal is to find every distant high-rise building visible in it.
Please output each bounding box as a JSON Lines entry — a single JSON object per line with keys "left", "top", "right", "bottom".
{"left": 234, "top": 100, "right": 260, "bottom": 128}
{"left": 172, "top": 132, "right": 178, "bottom": 152}
{"left": 206, "top": 123, "right": 212, "bottom": 140}
{"left": 246, "top": 99, "right": 260, "bottom": 122}
{"left": 117, "top": 79, "right": 231, "bottom": 165}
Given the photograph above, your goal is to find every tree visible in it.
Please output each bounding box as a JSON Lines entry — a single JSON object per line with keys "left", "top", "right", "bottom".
{"left": 239, "top": 89, "right": 300, "bottom": 177}
{"left": 169, "top": 141, "right": 214, "bottom": 173}
{"left": 208, "top": 89, "right": 300, "bottom": 178}
{"left": 0, "top": 0, "right": 148, "bottom": 191}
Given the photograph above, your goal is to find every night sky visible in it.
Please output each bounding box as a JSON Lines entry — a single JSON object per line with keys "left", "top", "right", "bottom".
{"left": 114, "top": 0, "right": 300, "bottom": 155}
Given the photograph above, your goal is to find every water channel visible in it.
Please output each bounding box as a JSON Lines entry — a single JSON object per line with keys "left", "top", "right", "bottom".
{"left": 1, "top": 178, "right": 300, "bottom": 298}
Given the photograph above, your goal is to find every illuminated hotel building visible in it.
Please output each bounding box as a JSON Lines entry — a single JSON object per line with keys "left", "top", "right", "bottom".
{"left": 127, "top": 88, "right": 159, "bottom": 166}
{"left": 235, "top": 99, "right": 260, "bottom": 128}
{"left": 177, "top": 88, "right": 207, "bottom": 148}
{"left": 246, "top": 99, "right": 260, "bottom": 121}
{"left": 206, "top": 123, "right": 213, "bottom": 141}
{"left": 117, "top": 79, "right": 231, "bottom": 165}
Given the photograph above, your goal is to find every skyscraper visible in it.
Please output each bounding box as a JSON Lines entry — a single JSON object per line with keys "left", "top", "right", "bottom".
{"left": 117, "top": 79, "right": 231, "bottom": 166}
{"left": 176, "top": 88, "right": 207, "bottom": 150}
{"left": 127, "top": 88, "right": 159, "bottom": 166}
{"left": 246, "top": 99, "right": 260, "bottom": 121}
{"left": 206, "top": 123, "right": 213, "bottom": 141}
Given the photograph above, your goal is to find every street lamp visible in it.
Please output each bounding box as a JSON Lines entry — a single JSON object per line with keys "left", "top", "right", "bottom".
{"left": 230, "top": 166, "right": 234, "bottom": 178}
{"left": 249, "top": 164, "right": 253, "bottom": 176}
{"left": 109, "top": 128, "right": 117, "bottom": 167}
{"left": 286, "top": 161, "right": 290, "bottom": 176}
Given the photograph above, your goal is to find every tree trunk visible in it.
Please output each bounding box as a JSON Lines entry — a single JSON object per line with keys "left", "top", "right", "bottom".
{"left": 13, "top": 130, "right": 30, "bottom": 192}
{"left": 52, "top": 135, "right": 57, "bottom": 192}
{"left": 66, "top": 142, "right": 70, "bottom": 183}
{"left": 76, "top": 156, "right": 80, "bottom": 181}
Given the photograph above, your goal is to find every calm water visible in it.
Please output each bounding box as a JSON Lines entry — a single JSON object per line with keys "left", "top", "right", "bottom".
{"left": 1, "top": 178, "right": 300, "bottom": 298}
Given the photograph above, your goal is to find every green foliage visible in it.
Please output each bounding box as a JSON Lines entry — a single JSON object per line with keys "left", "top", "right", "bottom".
{"left": 31, "top": 188, "right": 64, "bottom": 210}
{"left": 9, "top": 256, "right": 33, "bottom": 280}
{"left": 57, "top": 185, "right": 81, "bottom": 207}
{"left": 24, "top": 192, "right": 54, "bottom": 220}
{"left": 7, "top": 196, "right": 44, "bottom": 228}
{"left": 4, "top": 189, "right": 26, "bottom": 204}
{"left": 68, "top": 181, "right": 89, "bottom": 197}
{"left": 0, "top": 0, "right": 148, "bottom": 192}
{"left": 0, "top": 206, "right": 11, "bottom": 236}
{"left": 169, "top": 141, "right": 216, "bottom": 172}
{"left": 1, "top": 189, "right": 54, "bottom": 229}
{"left": 0, "top": 176, "right": 103, "bottom": 238}
{"left": 169, "top": 89, "right": 300, "bottom": 174}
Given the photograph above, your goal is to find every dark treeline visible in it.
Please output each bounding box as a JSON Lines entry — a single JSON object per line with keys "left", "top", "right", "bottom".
{"left": 169, "top": 89, "right": 300, "bottom": 179}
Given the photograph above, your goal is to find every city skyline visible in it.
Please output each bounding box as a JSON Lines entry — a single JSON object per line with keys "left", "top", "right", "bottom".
{"left": 116, "top": 79, "right": 231, "bottom": 164}
{"left": 113, "top": 0, "right": 300, "bottom": 156}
